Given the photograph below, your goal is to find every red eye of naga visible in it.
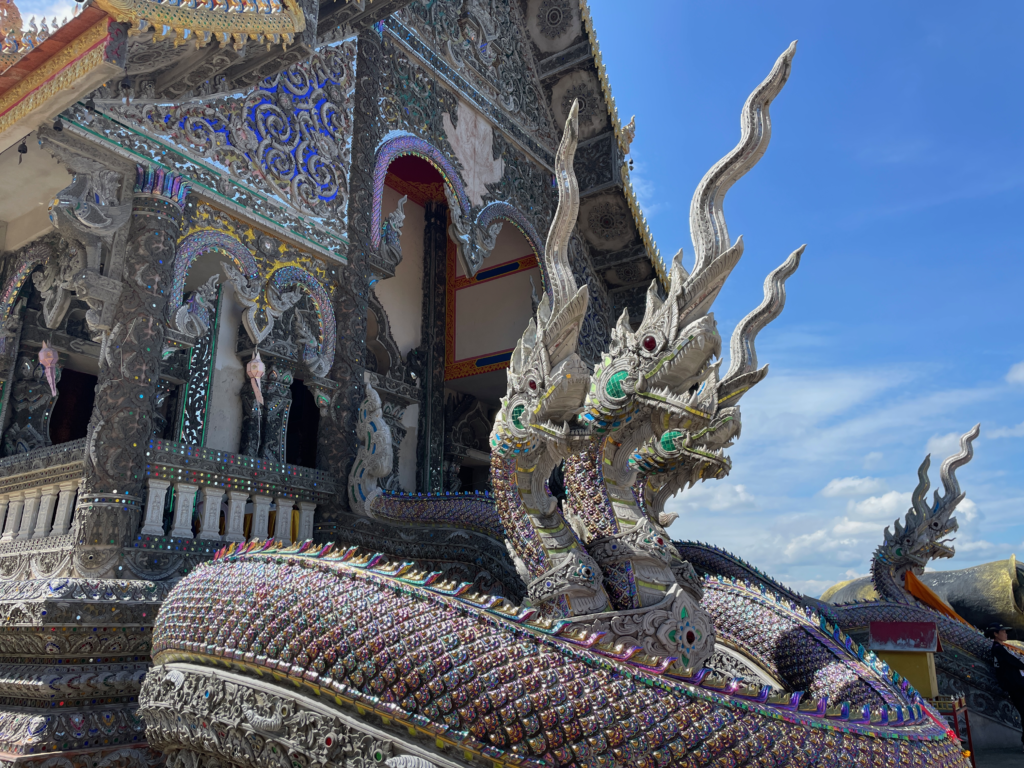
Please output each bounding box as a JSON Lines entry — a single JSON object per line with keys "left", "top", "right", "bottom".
{"left": 528, "top": 380, "right": 537, "bottom": 390}
{"left": 642, "top": 335, "right": 657, "bottom": 352}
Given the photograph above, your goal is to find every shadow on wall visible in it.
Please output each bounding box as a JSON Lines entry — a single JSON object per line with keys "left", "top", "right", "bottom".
{"left": 286, "top": 378, "right": 319, "bottom": 469}
{"left": 50, "top": 368, "right": 96, "bottom": 444}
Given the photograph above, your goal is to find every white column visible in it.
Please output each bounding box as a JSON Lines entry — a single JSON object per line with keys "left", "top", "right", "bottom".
{"left": 140, "top": 479, "right": 171, "bottom": 536}
{"left": 224, "top": 490, "right": 249, "bottom": 543}
{"left": 32, "top": 486, "right": 59, "bottom": 538}
{"left": 1, "top": 493, "right": 24, "bottom": 542}
{"left": 198, "top": 486, "right": 225, "bottom": 541}
{"left": 50, "top": 481, "right": 79, "bottom": 536}
{"left": 297, "top": 501, "right": 316, "bottom": 543}
{"left": 169, "top": 482, "right": 200, "bottom": 539}
{"left": 16, "top": 489, "right": 40, "bottom": 540}
{"left": 0, "top": 497, "right": 9, "bottom": 537}
{"left": 250, "top": 495, "right": 272, "bottom": 541}
{"left": 273, "top": 496, "right": 293, "bottom": 545}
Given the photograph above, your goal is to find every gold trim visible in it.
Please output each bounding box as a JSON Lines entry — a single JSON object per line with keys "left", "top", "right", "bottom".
{"left": 0, "top": 18, "right": 110, "bottom": 135}
{"left": 95, "top": 0, "right": 304, "bottom": 48}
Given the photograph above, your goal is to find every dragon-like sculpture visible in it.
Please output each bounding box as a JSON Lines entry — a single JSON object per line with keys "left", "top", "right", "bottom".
{"left": 489, "top": 43, "right": 803, "bottom": 668}
{"left": 143, "top": 44, "right": 973, "bottom": 768}
{"left": 869, "top": 425, "right": 978, "bottom": 603}
{"left": 681, "top": 426, "right": 1024, "bottom": 737}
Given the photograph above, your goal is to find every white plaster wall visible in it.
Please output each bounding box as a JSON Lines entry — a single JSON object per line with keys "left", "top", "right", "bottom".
{"left": 397, "top": 403, "right": 419, "bottom": 492}
{"left": 455, "top": 268, "right": 539, "bottom": 359}
{"left": 453, "top": 223, "right": 538, "bottom": 359}
{"left": 373, "top": 186, "right": 425, "bottom": 356}
{"left": 442, "top": 100, "right": 503, "bottom": 207}
{"left": 204, "top": 282, "right": 245, "bottom": 453}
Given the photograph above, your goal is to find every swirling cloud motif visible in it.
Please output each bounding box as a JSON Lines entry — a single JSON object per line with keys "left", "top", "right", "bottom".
{"left": 115, "top": 41, "right": 357, "bottom": 221}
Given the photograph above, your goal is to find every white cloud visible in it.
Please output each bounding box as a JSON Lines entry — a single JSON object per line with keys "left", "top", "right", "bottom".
{"left": 1007, "top": 362, "right": 1024, "bottom": 385}
{"left": 15, "top": 0, "right": 76, "bottom": 24}
{"left": 926, "top": 432, "right": 963, "bottom": 459}
{"left": 821, "top": 476, "right": 888, "bottom": 497}
{"left": 990, "top": 421, "right": 1024, "bottom": 439}
{"left": 958, "top": 498, "right": 978, "bottom": 522}
{"left": 957, "top": 538, "right": 996, "bottom": 553}
{"left": 863, "top": 451, "right": 884, "bottom": 470}
{"left": 666, "top": 482, "right": 755, "bottom": 514}
{"left": 844, "top": 569, "right": 868, "bottom": 579}
{"left": 846, "top": 491, "right": 911, "bottom": 520}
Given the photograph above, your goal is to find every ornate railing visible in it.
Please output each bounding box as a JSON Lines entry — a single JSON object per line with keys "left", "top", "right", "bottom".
{"left": 0, "top": 440, "right": 84, "bottom": 546}
{"left": 140, "top": 438, "right": 338, "bottom": 545}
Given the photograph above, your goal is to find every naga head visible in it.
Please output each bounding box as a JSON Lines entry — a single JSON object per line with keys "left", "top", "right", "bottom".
{"left": 873, "top": 425, "right": 979, "bottom": 598}
{"left": 493, "top": 100, "right": 591, "bottom": 454}
{"left": 583, "top": 43, "right": 802, "bottom": 492}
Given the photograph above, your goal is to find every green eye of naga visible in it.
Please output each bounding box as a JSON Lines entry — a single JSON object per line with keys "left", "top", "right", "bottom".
{"left": 511, "top": 404, "right": 526, "bottom": 429}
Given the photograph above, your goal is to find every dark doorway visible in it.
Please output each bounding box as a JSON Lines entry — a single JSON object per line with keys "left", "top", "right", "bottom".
{"left": 49, "top": 368, "right": 97, "bottom": 445}
{"left": 286, "top": 379, "right": 320, "bottom": 468}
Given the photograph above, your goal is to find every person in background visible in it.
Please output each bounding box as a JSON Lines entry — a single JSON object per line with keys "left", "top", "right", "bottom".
{"left": 987, "top": 622, "right": 1024, "bottom": 752}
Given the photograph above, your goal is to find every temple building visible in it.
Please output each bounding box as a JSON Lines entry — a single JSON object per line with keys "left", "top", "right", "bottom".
{"left": 0, "top": 0, "right": 667, "bottom": 764}
{"left": 0, "top": 0, "right": 991, "bottom": 767}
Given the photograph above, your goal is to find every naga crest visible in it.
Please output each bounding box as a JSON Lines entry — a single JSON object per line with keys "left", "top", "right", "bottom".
{"left": 489, "top": 42, "right": 806, "bottom": 667}
{"left": 872, "top": 424, "right": 980, "bottom": 602}
{"left": 497, "top": 99, "right": 592, "bottom": 454}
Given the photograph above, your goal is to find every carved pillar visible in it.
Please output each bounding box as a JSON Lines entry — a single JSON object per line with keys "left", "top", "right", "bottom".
{"left": 16, "top": 488, "right": 41, "bottom": 540}
{"left": 250, "top": 495, "right": 272, "bottom": 541}
{"left": 1, "top": 492, "right": 24, "bottom": 542}
{"left": 140, "top": 479, "right": 170, "bottom": 536}
{"left": 175, "top": 287, "right": 221, "bottom": 446}
{"left": 273, "top": 496, "right": 293, "bottom": 544}
{"left": 198, "top": 486, "right": 224, "bottom": 541}
{"left": 72, "top": 167, "right": 191, "bottom": 577}
{"left": 32, "top": 486, "right": 59, "bottom": 538}
{"left": 260, "top": 365, "right": 293, "bottom": 463}
{"left": 50, "top": 481, "right": 79, "bottom": 536}
{"left": 0, "top": 496, "right": 7, "bottom": 534}
{"left": 224, "top": 490, "right": 248, "bottom": 543}
{"left": 296, "top": 500, "right": 316, "bottom": 543}
{"left": 416, "top": 201, "right": 447, "bottom": 493}
{"left": 169, "top": 482, "right": 199, "bottom": 539}
{"left": 315, "top": 30, "right": 383, "bottom": 531}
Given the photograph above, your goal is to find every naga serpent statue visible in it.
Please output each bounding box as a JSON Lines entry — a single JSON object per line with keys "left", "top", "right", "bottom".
{"left": 142, "top": 44, "right": 972, "bottom": 767}
{"left": 680, "top": 425, "right": 1024, "bottom": 737}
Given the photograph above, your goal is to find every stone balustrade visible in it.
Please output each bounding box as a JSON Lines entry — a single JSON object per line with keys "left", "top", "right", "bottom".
{"left": 139, "top": 438, "right": 333, "bottom": 544}
{"left": 0, "top": 437, "right": 334, "bottom": 551}
{"left": 0, "top": 440, "right": 84, "bottom": 546}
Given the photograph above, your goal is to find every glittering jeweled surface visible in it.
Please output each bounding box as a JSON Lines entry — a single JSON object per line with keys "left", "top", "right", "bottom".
{"left": 151, "top": 547, "right": 971, "bottom": 768}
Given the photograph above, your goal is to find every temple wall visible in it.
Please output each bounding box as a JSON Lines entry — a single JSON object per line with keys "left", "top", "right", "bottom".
{"left": 204, "top": 282, "right": 245, "bottom": 454}
{"left": 373, "top": 186, "right": 425, "bottom": 356}
{"left": 453, "top": 225, "right": 538, "bottom": 361}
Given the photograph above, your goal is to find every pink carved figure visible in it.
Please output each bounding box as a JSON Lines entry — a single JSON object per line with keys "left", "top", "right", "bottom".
{"left": 38, "top": 341, "right": 58, "bottom": 397}
{"left": 246, "top": 351, "right": 265, "bottom": 406}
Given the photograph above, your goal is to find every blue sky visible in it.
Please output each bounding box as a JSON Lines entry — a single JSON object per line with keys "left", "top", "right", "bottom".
{"left": 590, "top": 1, "right": 1024, "bottom": 595}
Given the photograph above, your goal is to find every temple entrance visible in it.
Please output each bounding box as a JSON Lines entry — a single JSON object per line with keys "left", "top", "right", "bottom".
{"left": 49, "top": 367, "right": 96, "bottom": 445}
{"left": 286, "top": 379, "right": 319, "bottom": 468}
